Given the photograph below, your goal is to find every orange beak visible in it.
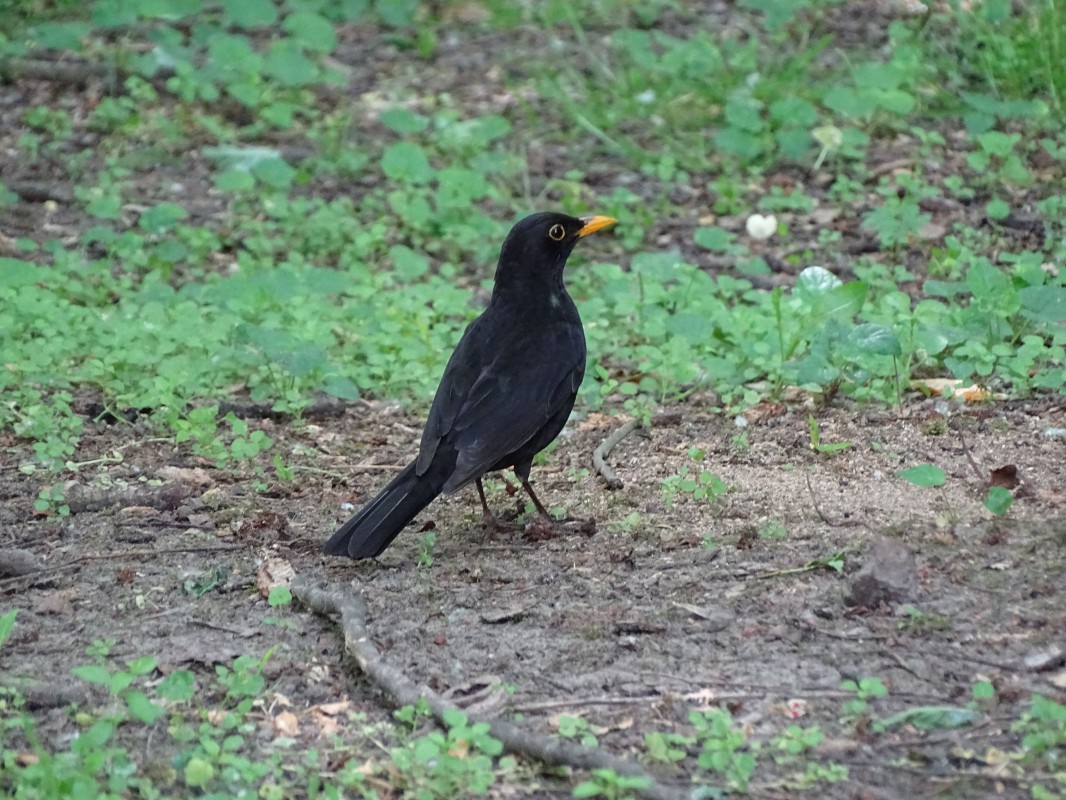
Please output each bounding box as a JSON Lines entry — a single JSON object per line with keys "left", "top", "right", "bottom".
{"left": 576, "top": 215, "right": 617, "bottom": 238}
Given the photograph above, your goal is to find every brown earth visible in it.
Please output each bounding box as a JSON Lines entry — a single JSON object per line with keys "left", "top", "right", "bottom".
{"left": 3, "top": 397, "right": 1065, "bottom": 796}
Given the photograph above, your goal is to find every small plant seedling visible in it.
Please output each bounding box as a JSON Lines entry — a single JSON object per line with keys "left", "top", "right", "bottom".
{"left": 758, "top": 550, "right": 846, "bottom": 579}
{"left": 644, "top": 731, "right": 693, "bottom": 763}
{"left": 661, "top": 466, "right": 729, "bottom": 508}
{"left": 572, "top": 768, "right": 653, "bottom": 799}
{"left": 984, "top": 486, "right": 1013, "bottom": 515}
{"left": 758, "top": 519, "right": 788, "bottom": 540}
{"left": 841, "top": 676, "right": 889, "bottom": 719}
{"left": 898, "top": 463, "right": 946, "bottom": 487}
{"left": 807, "top": 415, "right": 852, "bottom": 454}
{"left": 418, "top": 531, "right": 436, "bottom": 568}
{"left": 556, "top": 714, "right": 598, "bottom": 747}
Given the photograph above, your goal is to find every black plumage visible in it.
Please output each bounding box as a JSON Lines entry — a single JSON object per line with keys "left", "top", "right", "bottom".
{"left": 323, "top": 211, "right": 616, "bottom": 560}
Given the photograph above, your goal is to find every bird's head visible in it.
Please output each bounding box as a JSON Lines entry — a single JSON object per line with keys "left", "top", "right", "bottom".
{"left": 494, "top": 212, "right": 616, "bottom": 290}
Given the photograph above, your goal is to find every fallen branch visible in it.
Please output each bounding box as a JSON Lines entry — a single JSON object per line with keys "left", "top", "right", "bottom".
{"left": 0, "top": 544, "right": 241, "bottom": 589}
{"left": 293, "top": 578, "right": 690, "bottom": 800}
{"left": 592, "top": 419, "right": 643, "bottom": 489}
{"left": 0, "top": 57, "right": 125, "bottom": 89}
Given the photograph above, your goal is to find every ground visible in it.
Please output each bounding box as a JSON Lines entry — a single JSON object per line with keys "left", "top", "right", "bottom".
{"left": 1, "top": 2, "right": 1066, "bottom": 798}
{"left": 4, "top": 397, "right": 1065, "bottom": 797}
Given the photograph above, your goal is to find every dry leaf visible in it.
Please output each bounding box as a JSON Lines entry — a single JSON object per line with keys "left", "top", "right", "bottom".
{"left": 578, "top": 412, "right": 625, "bottom": 431}
{"left": 313, "top": 700, "right": 351, "bottom": 716}
{"left": 157, "top": 466, "right": 212, "bottom": 487}
{"left": 274, "top": 711, "right": 299, "bottom": 737}
{"left": 988, "top": 465, "right": 1020, "bottom": 490}
{"left": 683, "top": 688, "right": 718, "bottom": 708}
{"left": 781, "top": 698, "right": 807, "bottom": 719}
{"left": 255, "top": 556, "right": 295, "bottom": 598}
{"left": 119, "top": 505, "right": 158, "bottom": 516}
{"left": 910, "top": 378, "right": 992, "bottom": 403}
{"left": 36, "top": 588, "right": 77, "bottom": 615}
{"left": 592, "top": 716, "right": 633, "bottom": 735}
{"left": 1046, "top": 670, "right": 1066, "bottom": 689}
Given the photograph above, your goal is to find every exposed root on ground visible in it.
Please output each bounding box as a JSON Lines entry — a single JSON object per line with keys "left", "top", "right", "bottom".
{"left": 293, "top": 576, "right": 691, "bottom": 800}
{"left": 592, "top": 419, "right": 643, "bottom": 489}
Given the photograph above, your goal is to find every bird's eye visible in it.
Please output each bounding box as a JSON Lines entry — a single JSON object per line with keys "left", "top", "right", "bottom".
{"left": 548, "top": 224, "right": 566, "bottom": 241}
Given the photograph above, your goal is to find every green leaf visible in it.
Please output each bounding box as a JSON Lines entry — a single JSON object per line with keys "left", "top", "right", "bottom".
{"left": 873, "top": 706, "right": 978, "bottom": 732}
{"left": 630, "top": 250, "right": 680, "bottom": 282}
{"left": 0, "top": 609, "right": 16, "bottom": 649}
{"left": 322, "top": 375, "right": 360, "bottom": 401}
{"left": 184, "top": 757, "right": 215, "bottom": 788}
{"left": 157, "top": 669, "right": 196, "bottom": 701}
{"left": 138, "top": 202, "right": 187, "bottom": 234}
{"left": 30, "top": 22, "right": 92, "bottom": 50}
{"left": 984, "top": 486, "right": 1013, "bottom": 515}
{"left": 251, "top": 157, "right": 296, "bottom": 189}
{"left": 267, "top": 586, "right": 292, "bottom": 607}
{"left": 0, "top": 258, "right": 40, "bottom": 288}
{"left": 215, "top": 168, "right": 256, "bottom": 192}
{"left": 263, "top": 41, "right": 320, "bottom": 86}
{"left": 373, "top": 0, "right": 419, "bottom": 27}
{"left": 379, "top": 108, "right": 429, "bottom": 133}
{"left": 966, "top": 259, "right": 1010, "bottom": 303}
{"left": 1019, "top": 285, "right": 1066, "bottom": 323}
{"left": 203, "top": 144, "right": 284, "bottom": 171}
{"left": 126, "top": 655, "right": 158, "bottom": 676}
{"left": 795, "top": 266, "right": 842, "bottom": 298}
{"left": 849, "top": 323, "right": 901, "bottom": 356}
{"left": 986, "top": 197, "right": 1010, "bottom": 220}
{"left": 898, "top": 464, "right": 945, "bottom": 488}
{"left": 381, "top": 142, "right": 434, "bottom": 184}
{"left": 693, "top": 227, "right": 735, "bottom": 252}
{"left": 389, "top": 244, "right": 430, "bottom": 278}
{"left": 125, "top": 690, "right": 165, "bottom": 723}
{"left": 282, "top": 12, "right": 337, "bottom": 53}
{"left": 817, "top": 281, "right": 867, "bottom": 320}
{"left": 219, "top": 0, "right": 278, "bottom": 27}
{"left": 572, "top": 781, "right": 606, "bottom": 798}
{"left": 72, "top": 664, "right": 113, "bottom": 685}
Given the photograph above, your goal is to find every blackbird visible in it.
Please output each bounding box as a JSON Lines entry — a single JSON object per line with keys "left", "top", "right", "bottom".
{"left": 323, "top": 211, "right": 616, "bottom": 560}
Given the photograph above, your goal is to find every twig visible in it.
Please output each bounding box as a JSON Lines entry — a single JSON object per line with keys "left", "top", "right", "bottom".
{"left": 293, "top": 578, "right": 691, "bottom": 800}
{"left": 0, "top": 544, "right": 241, "bottom": 589}
{"left": 956, "top": 428, "right": 986, "bottom": 483}
{"left": 804, "top": 473, "right": 861, "bottom": 528}
{"left": 864, "top": 158, "right": 916, "bottom": 182}
{"left": 592, "top": 420, "right": 642, "bottom": 489}
{"left": 0, "top": 56, "right": 125, "bottom": 89}
{"left": 511, "top": 695, "right": 662, "bottom": 713}
{"left": 6, "top": 181, "right": 74, "bottom": 204}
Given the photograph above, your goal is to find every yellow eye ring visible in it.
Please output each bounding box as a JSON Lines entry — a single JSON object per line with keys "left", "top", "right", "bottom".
{"left": 548, "top": 224, "right": 566, "bottom": 241}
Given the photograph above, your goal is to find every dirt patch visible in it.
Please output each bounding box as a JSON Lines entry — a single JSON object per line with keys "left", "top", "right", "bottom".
{"left": 4, "top": 399, "right": 1065, "bottom": 795}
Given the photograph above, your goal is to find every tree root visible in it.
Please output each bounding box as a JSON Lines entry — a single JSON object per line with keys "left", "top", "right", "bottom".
{"left": 592, "top": 419, "right": 643, "bottom": 489}
{"left": 292, "top": 577, "right": 691, "bottom": 800}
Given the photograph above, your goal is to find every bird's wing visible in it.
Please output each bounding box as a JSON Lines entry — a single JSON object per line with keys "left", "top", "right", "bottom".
{"left": 416, "top": 322, "right": 584, "bottom": 489}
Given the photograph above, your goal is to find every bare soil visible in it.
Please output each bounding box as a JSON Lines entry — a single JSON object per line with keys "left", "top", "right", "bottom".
{"left": 3, "top": 398, "right": 1066, "bottom": 797}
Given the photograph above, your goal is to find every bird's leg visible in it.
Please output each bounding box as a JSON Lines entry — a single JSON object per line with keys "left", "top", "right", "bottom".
{"left": 519, "top": 478, "right": 552, "bottom": 519}
{"left": 476, "top": 478, "right": 507, "bottom": 531}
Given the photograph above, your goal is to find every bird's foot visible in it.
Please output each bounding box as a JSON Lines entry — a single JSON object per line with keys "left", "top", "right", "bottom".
{"left": 480, "top": 509, "right": 519, "bottom": 535}
{"left": 522, "top": 514, "right": 596, "bottom": 542}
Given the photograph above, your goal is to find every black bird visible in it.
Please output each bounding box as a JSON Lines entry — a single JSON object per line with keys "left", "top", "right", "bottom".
{"left": 324, "top": 212, "right": 617, "bottom": 560}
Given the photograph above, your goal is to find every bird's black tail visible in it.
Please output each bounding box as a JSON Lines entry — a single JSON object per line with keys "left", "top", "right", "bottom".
{"left": 323, "top": 462, "right": 443, "bottom": 559}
